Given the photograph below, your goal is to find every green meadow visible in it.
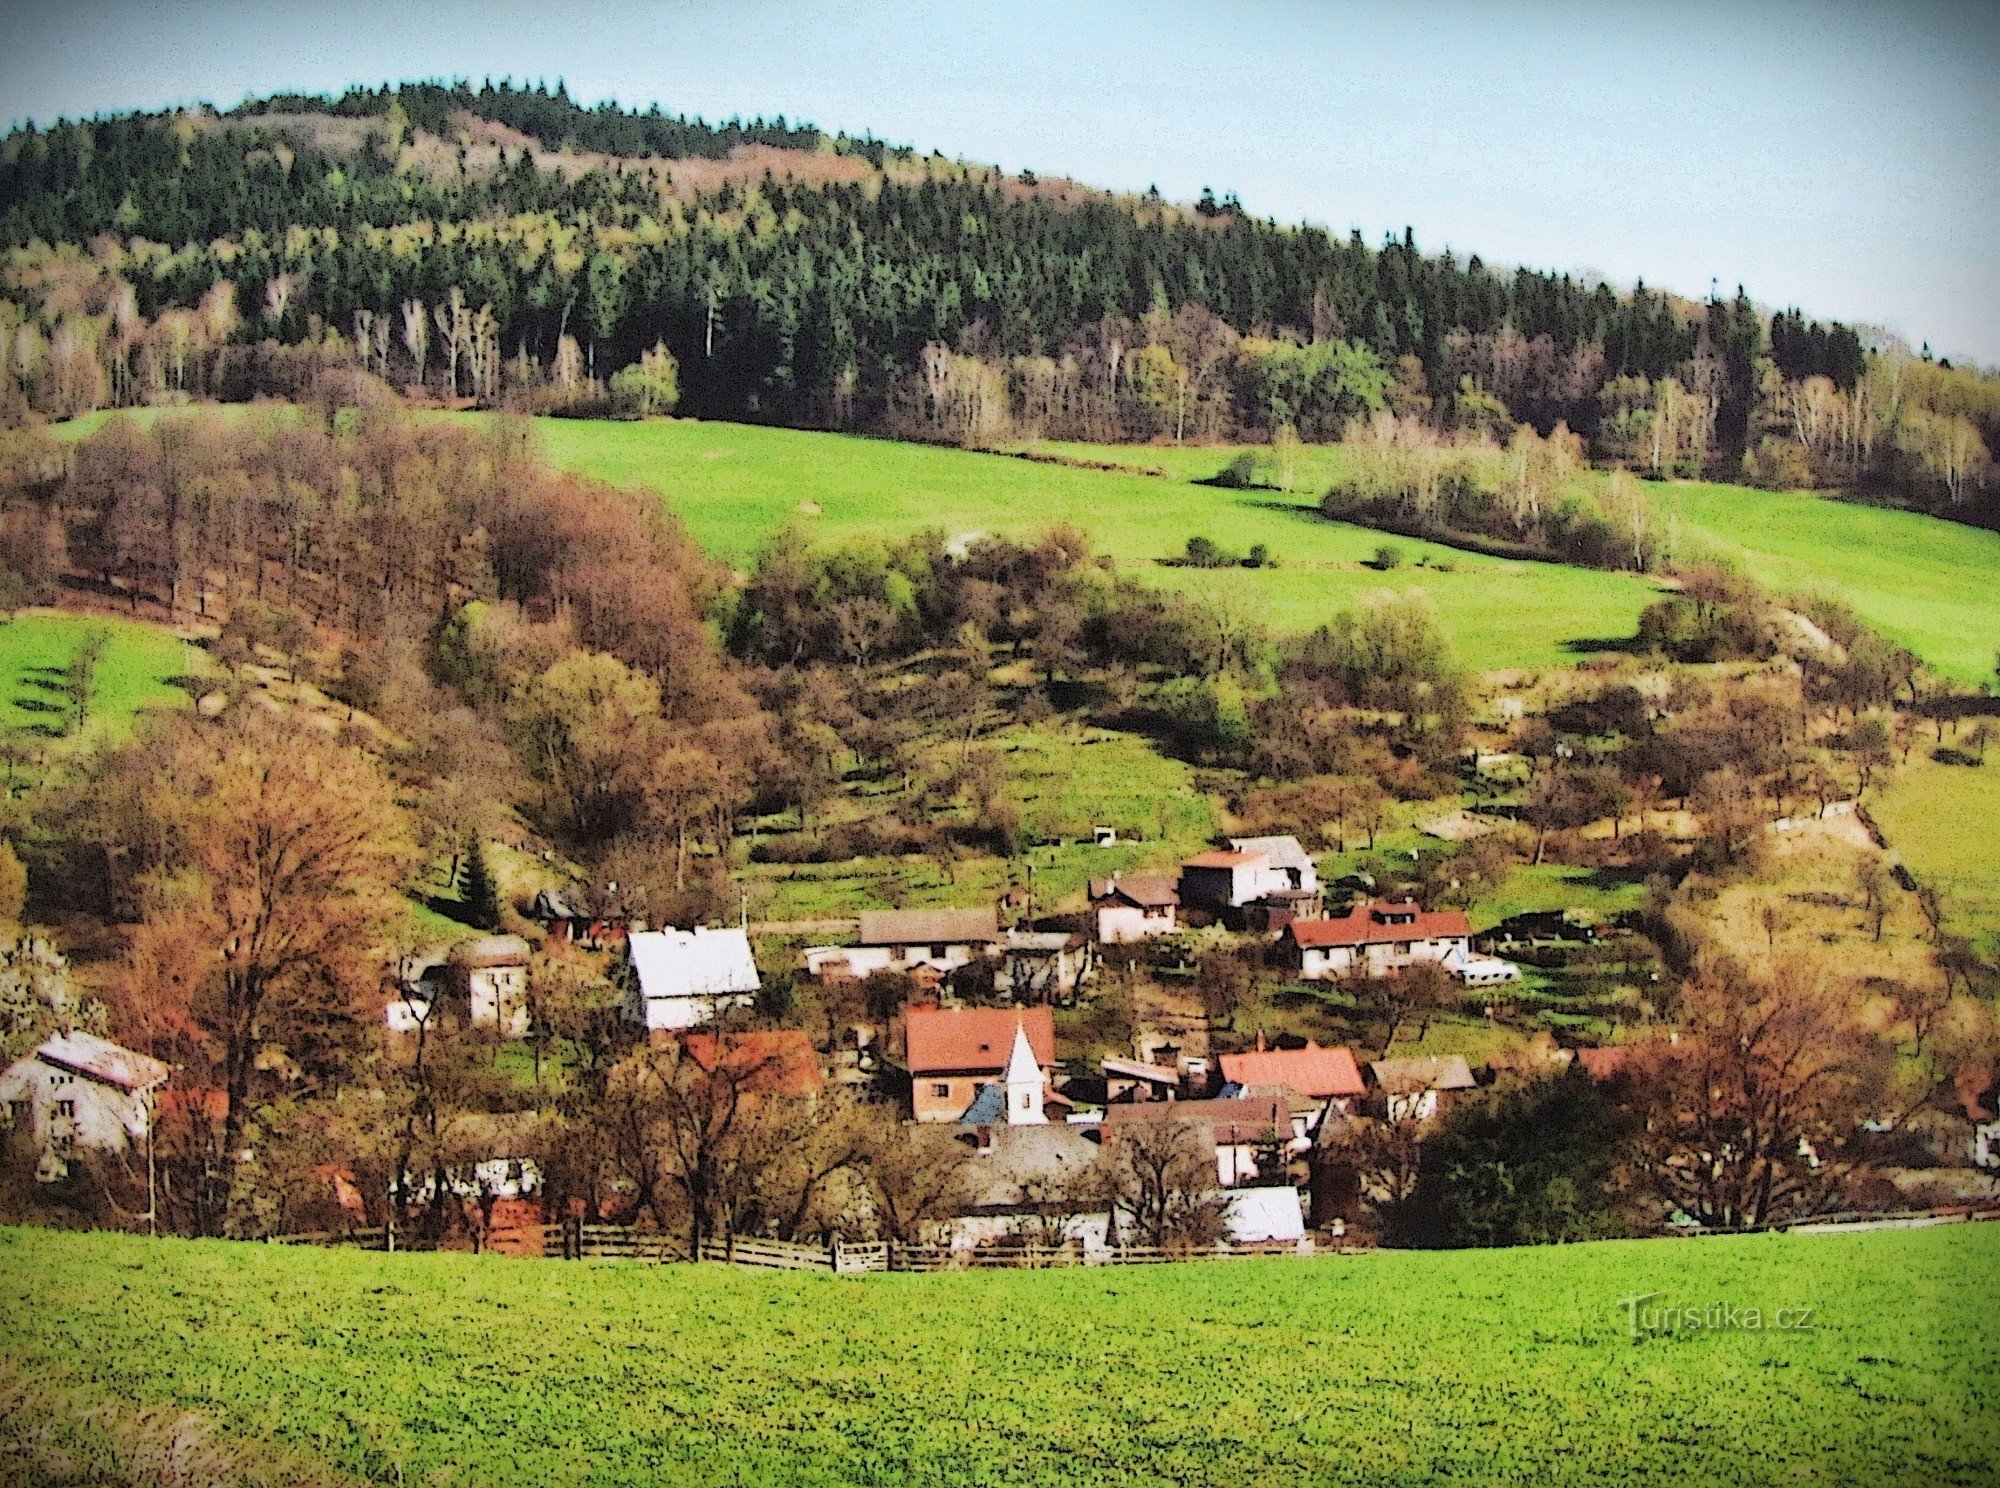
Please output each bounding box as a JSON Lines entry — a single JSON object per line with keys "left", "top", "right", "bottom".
{"left": 1, "top": 1222, "right": 1993, "bottom": 1487}
{"left": 0, "top": 610, "right": 203, "bottom": 751}
{"left": 1872, "top": 751, "right": 2000, "bottom": 957}
{"left": 517, "top": 416, "right": 1664, "bottom": 674}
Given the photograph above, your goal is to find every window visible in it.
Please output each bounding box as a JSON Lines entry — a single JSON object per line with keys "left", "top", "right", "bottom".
{"left": 932, "top": 1083, "right": 951, "bottom": 1098}
{"left": 53, "top": 1099, "right": 74, "bottom": 1120}
{"left": 930, "top": 945, "right": 948, "bottom": 960}
{"left": 2, "top": 1100, "right": 23, "bottom": 1127}
{"left": 1017, "top": 1092, "right": 1031, "bottom": 1111}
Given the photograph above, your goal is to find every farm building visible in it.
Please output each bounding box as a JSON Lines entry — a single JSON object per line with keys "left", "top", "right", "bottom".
{"left": 994, "top": 930, "right": 1097, "bottom": 1002}
{"left": 1088, "top": 874, "right": 1180, "bottom": 943}
{"left": 1179, "top": 835, "right": 1319, "bottom": 916}
{"left": 624, "top": 927, "right": 761, "bottom": 1035}
{"left": 802, "top": 908, "right": 1002, "bottom": 981}
{"left": 0, "top": 1031, "right": 169, "bottom": 1177}
{"left": 445, "top": 935, "right": 532, "bottom": 1036}
{"left": 905, "top": 1004, "right": 1057, "bottom": 1124}
{"left": 1369, "top": 1056, "right": 1479, "bottom": 1124}
{"left": 1286, "top": 902, "right": 1479, "bottom": 980}
{"left": 1102, "top": 1056, "right": 1182, "bottom": 1103}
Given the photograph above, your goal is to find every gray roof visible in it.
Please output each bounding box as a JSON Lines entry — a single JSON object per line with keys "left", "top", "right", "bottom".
{"left": 857, "top": 908, "right": 1000, "bottom": 947}
{"left": 1369, "top": 1055, "right": 1478, "bottom": 1094}
{"left": 956, "top": 1124, "right": 1103, "bottom": 1209}
{"left": 1227, "top": 836, "right": 1316, "bottom": 871}
{"left": 1089, "top": 874, "right": 1180, "bottom": 909}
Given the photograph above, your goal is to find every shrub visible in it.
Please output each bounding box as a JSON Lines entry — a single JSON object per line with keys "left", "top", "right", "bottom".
{"left": 1372, "top": 544, "right": 1404, "bottom": 571}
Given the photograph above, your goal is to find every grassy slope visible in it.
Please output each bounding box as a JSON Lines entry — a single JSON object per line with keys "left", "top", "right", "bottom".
{"left": 0, "top": 611, "right": 202, "bottom": 748}
{"left": 1648, "top": 480, "right": 2000, "bottom": 686}
{"left": 1871, "top": 754, "right": 2000, "bottom": 958}
{"left": 1029, "top": 435, "right": 2000, "bottom": 686}
{"left": 518, "top": 417, "right": 1663, "bottom": 674}
{"left": 1, "top": 1224, "right": 1994, "bottom": 1487}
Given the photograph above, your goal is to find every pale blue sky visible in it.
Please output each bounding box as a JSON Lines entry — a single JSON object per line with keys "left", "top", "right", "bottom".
{"left": 4, "top": 0, "right": 1995, "bottom": 362}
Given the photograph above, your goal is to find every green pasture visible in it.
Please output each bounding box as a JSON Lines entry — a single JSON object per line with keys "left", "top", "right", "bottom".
{"left": 1, "top": 1222, "right": 1992, "bottom": 1486}
{"left": 517, "top": 416, "right": 1664, "bottom": 674}
{"left": 1871, "top": 750, "right": 2000, "bottom": 958}
{"left": 0, "top": 611, "right": 203, "bottom": 752}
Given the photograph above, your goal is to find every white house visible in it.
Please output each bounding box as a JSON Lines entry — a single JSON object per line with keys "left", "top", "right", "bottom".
{"left": 0, "top": 1031, "right": 169, "bottom": 1178}
{"left": 1287, "top": 901, "right": 1477, "bottom": 980}
{"left": 801, "top": 908, "right": 1001, "bottom": 981}
{"left": 1180, "top": 836, "right": 1318, "bottom": 913}
{"left": 625, "top": 927, "right": 761, "bottom": 1035}
{"left": 1369, "top": 1055, "right": 1479, "bottom": 1124}
{"left": 1088, "top": 874, "right": 1180, "bottom": 944}
{"left": 445, "top": 935, "right": 532, "bottom": 1036}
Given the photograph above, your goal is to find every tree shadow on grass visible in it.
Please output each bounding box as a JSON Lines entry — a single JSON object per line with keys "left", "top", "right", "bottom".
{"left": 1560, "top": 635, "right": 1645, "bottom": 656}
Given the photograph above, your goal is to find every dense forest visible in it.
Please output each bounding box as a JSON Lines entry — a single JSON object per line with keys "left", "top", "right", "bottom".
{"left": 0, "top": 81, "right": 1991, "bottom": 512}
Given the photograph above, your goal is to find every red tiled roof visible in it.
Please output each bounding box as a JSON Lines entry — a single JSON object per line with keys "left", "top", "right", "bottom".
{"left": 681, "top": 1031, "right": 825, "bottom": 1097}
{"left": 1183, "top": 850, "right": 1255, "bottom": 869}
{"left": 905, "top": 1005, "right": 1055, "bottom": 1076}
{"left": 1217, "top": 1042, "right": 1365, "bottom": 1099}
{"left": 1289, "top": 902, "right": 1472, "bottom": 949}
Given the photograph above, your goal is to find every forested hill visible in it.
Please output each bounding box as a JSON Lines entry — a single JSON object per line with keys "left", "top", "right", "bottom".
{"left": 2, "top": 80, "right": 1989, "bottom": 513}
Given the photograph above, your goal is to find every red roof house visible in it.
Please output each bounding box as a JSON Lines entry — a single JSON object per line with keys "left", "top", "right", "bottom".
{"left": 1217, "top": 1041, "right": 1366, "bottom": 1102}
{"left": 904, "top": 1005, "right": 1056, "bottom": 1124}
{"left": 1287, "top": 901, "right": 1474, "bottom": 979}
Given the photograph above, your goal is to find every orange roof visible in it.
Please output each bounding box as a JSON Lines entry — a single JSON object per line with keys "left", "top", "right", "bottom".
{"left": 905, "top": 1005, "right": 1055, "bottom": 1076}
{"left": 1290, "top": 902, "right": 1472, "bottom": 949}
{"left": 1217, "top": 1042, "right": 1365, "bottom": 1099}
{"left": 1183, "top": 850, "right": 1255, "bottom": 869}
{"left": 681, "top": 1031, "right": 824, "bottom": 1098}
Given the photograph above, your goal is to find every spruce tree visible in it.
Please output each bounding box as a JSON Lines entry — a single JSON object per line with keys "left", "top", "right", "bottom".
{"left": 462, "top": 834, "right": 502, "bottom": 931}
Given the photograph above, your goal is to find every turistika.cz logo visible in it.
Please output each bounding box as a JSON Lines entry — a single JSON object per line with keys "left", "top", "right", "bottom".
{"left": 1617, "top": 1292, "right": 1816, "bottom": 1341}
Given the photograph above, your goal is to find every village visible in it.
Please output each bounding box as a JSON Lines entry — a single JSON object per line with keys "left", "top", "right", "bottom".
{"left": 8, "top": 823, "right": 1996, "bottom": 1265}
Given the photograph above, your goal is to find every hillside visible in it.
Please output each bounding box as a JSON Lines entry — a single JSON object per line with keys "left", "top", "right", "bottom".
{"left": 1, "top": 1224, "right": 1993, "bottom": 1487}
{"left": 513, "top": 415, "right": 2000, "bottom": 680}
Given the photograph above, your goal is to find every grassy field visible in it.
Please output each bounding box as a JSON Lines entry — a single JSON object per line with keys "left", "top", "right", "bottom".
{"left": 1646, "top": 480, "right": 2000, "bottom": 686}
{"left": 516, "top": 416, "right": 1664, "bottom": 674}
{"left": 0, "top": 610, "right": 203, "bottom": 752}
{"left": 1, "top": 1223, "right": 1994, "bottom": 1486}
{"left": 1871, "top": 752, "right": 2000, "bottom": 959}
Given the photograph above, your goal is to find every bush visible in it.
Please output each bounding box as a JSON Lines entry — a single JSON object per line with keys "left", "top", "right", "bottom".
{"left": 1372, "top": 544, "right": 1404, "bottom": 571}
{"left": 1181, "top": 535, "right": 1236, "bottom": 569}
{"left": 1211, "top": 453, "right": 1258, "bottom": 489}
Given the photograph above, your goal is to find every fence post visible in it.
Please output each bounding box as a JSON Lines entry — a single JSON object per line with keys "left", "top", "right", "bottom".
{"left": 829, "top": 1234, "right": 842, "bottom": 1273}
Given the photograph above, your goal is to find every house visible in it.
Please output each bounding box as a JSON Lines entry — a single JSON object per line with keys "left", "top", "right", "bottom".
{"left": 1221, "top": 1185, "right": 1309, "bottom": 1246}
{"left": 1217, "top": 1041, "right": 1367, "bottom": 1112}
{"left": 1102, "top": 1057, "right": 1182, "bottom": 1103}
{"left": 1369, "top": 1055, "right": 1478, "bottom": 1124}
{"left": 802, "top": 908, "right": 1001, "bottom": 981}
{"left": 1957, "top": 1064, "right": 1999, "bottom": 1169}
{"left": 0, "top": 1032, "right": 169, "bottom": 1177}
{"left": 1179, "top": 837, "right": 1321, "bottom": 924}
{"left": 1287, "top": 901, "right": 1476, "bottom": 980}
{"left": 444, "top": 935, "right": 532, "bottom": 1036}
{"left": 680, "top": 1030, "right": 825, "bottom": 1101}
{"left": 1089, "top": 874, "right": 1180, "bottom": 943}
{"left": 529, "top": 888, "right": 627, "bottom": 950}
{"left": 1101, "top": 1094, "right": 1293, "bottom": 1186}
{"left": 1226, "top": 837, "right": 1321, "bottom": 897}
{"left": 994, "top": 930, "right": 1097, "bottom": 1002}
{"left": 624, "top": 926, "right": 761, "bottom": 1036}
{"left": 905, "top": 1004, "right": 1056, "bottom": 1124}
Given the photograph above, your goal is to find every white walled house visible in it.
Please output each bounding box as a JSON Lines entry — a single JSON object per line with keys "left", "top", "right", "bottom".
{"left": 1287, "top": 902, "right": 1478, "bottom": 980}
{"left": 445, "top": 935, "right": 532, "bottom": 1036}
{"left": 1089, "top": 874, "right": 1181, "bottom": 944}
{"left": 1369, "top": 1056, "right": 1479, "bottom": 1124}
{"left": 625, "top": 927, "right": 762, "bottom": 1036}
{"left": 0, "top": 1032, "right": 169, "bottom": 1177}
{"left": 1180, "top": 836, "right": 1318, "bottom": 914}
{"left": 802, "top": 908, "right": 1001, "bottom": 981}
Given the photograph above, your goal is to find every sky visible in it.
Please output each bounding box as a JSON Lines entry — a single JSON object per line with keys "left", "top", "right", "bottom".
{"left": 3, "top": 0, "right": 1996, "bottom": 363}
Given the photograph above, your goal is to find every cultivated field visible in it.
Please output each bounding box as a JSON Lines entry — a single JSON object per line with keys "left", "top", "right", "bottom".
{"left": 0, "top": 1224, "right": 1993, "bottom": 1487}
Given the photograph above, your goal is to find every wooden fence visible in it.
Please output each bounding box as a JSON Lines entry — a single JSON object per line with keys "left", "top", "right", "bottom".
{"left": 272, "top": 1223, "right": 1319, "bottom": 1273}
